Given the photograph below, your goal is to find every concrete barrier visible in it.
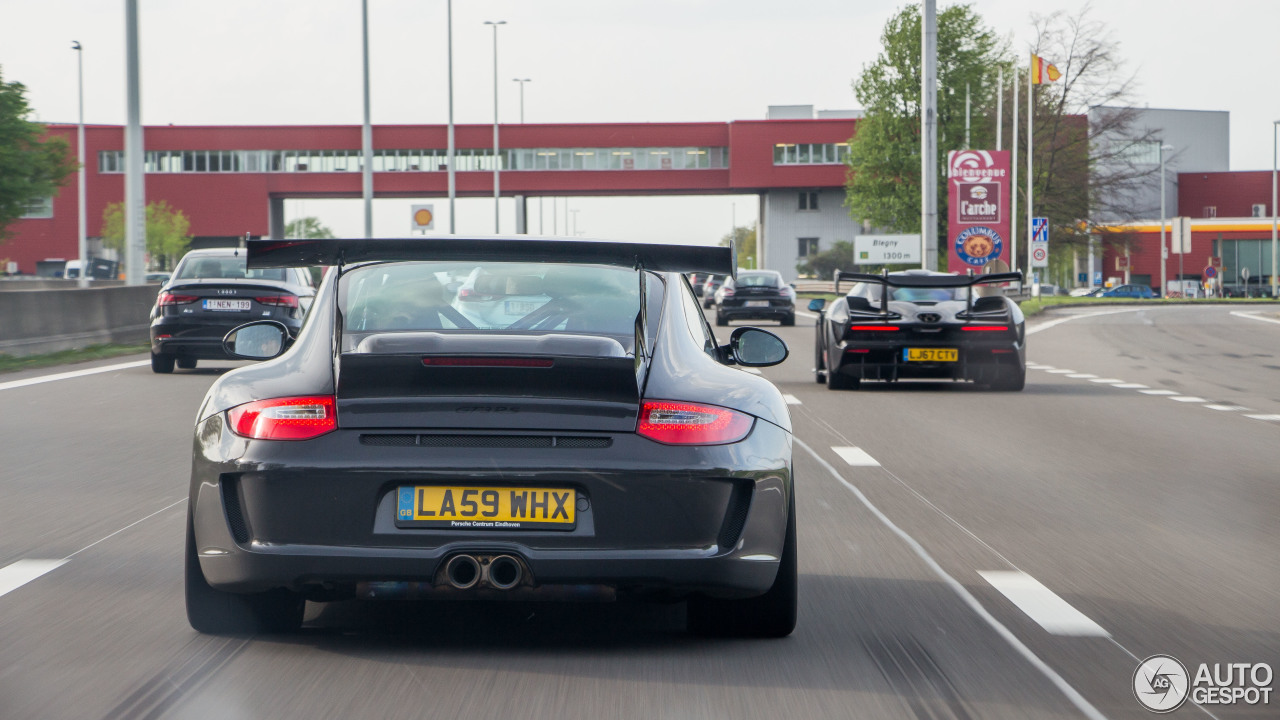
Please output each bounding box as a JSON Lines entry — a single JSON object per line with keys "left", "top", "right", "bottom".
{"left": 0, "top": 285, "right": 159, "bottom": 357}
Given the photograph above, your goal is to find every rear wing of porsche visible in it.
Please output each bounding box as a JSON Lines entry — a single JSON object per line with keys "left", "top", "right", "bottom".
{"left": 833, "top": 269, "right": 1023, "bottom": 316}
{"left": 245, "top": 237, "right": 735, "bottom": 277}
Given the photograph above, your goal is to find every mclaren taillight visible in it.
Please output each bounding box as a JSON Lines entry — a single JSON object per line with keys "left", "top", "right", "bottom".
{"left": 636, "top": 400, "right": 753, "bottom": 445}
{"left": 961, "top": 325, "right": 1009, "bottom": 332}
{"left": 226, "top": 395, "right": 337, "bottom": 441}
{"left": 158, "top": 293, "right": 198, "bottom": 306}
{"left": 848, "top": 325, "right": 899, "bottom": 332}
{"left": 254, "top": 295, "right": 299, "bottom": 308}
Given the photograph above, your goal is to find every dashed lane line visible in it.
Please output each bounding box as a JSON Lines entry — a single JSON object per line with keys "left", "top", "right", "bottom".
{"left": 0, "top": 359, "right": 150, "bottom": 392}
{"left": 1066, "top": 373, "right": 1098, "bottom": 379}
{"left": 0, "top": 560, "right": 68, "bottom": 599}
{"left": 832, "top": 446, "right": 881, "bottom": 467}
{"left": 794, "top": 438, "right": 1108, "bottom": 720}
{"left": 1169, "top": 396, "right": 1207, "bottom": 403}
{"left": 782, "top": 394, "right": 802, "bottom": 405}
{"left": 1139, "top": 389, "right": 1179, "bottom": 396}
{"left": 1230, "top": 311, "right": 1280, "bottom": 326}
{"left": 1245, "top": 414, "right": 1280, "bottom": 422}
{"left": 1088, "top": 378, "right": 1124, "bottom": 384}
{"left": 978, "top": 571, "right": 1110, "bottom": 637}
{"left": 1111, "top": 383, "right": 1148, "bottom": 389}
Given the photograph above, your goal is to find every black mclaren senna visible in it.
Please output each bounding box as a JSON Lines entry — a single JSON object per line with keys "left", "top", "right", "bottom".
{"left": 186, "top": 236, "right": 797, "bottom": 638}
{"left": 810, "top": 269, "right": 1026, "bottom": 391}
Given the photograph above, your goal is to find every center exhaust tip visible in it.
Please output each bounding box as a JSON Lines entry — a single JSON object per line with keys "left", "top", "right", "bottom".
{"left": 487, "top": 555, "right": 523, "bottom": 590}
{"left": 444, "top": 554, "right": 481, "bottom": 589}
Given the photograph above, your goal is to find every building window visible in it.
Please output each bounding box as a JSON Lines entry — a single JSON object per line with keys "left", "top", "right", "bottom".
{"left": 799, "top": 191, "right": 818, "bottom": 211}
{"left": 773, "top": 142, "right": 851, "bottom": 165}
{"left": 798, "top": 237, "right": 819, "bottom": 258}
{"left": 21, "top": 196, "right": 54, "bottom": 218}
{"left": 1203, "top": 206, "right": 1217, "bottom": 218}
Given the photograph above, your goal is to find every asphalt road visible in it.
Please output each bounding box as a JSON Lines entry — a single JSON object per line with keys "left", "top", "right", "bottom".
{"left": 1, "top": 303, "right": 1277, "bottom": 719}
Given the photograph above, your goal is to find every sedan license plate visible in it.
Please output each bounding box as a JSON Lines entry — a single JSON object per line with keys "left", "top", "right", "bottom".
{"left": 203, "top": 299, "right": 251, "bottom": 312}
{"left": 745, "top": 300, "right": 770, "bottom": 307}
{"left": 904, "top": 347, "right": 958, "bottom": 362}
{"left": 396, "top": 486, "right": 576, "bottom": 530}
{"left": 504, "top": 300, "right": 541, "bottom": 315}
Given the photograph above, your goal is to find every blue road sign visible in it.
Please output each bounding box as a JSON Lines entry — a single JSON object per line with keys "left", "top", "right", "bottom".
{"left": 1032, "top": 217, "right": 1049, "bottom": 244}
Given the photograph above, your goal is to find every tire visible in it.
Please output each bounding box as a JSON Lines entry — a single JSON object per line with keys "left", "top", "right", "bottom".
{"left": 825, "top": 349, "right": 858, "bottom": 390}
{"left": 185, "top": 510, "right": 304, "bottom": 634}
{"left": 151, "top": 351, "right": 175, "bottom": 374}
{"left": 814, "top": 332, "right": 827, "bottom": 384}
{"left": 780, "top": 314, "right": 795, "bottom": 327}
{"left": 703, "top": 297, "right": 714, "bottom": 309}
{"left": 715, "top": 311, "right": 728, "bottom": 327}
{"left": 992, "top": 364, "right": 1026, "bottom": 392}
{"left": 688, "top": 485, "right": 797, "bottom": 638}
{"left": 177, "top": 357, "right": 198, "bottom": 370}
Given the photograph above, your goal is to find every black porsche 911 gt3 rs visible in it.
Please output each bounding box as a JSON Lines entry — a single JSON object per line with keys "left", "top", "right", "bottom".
{"left": 810, "top": 269, "right": 1026, "bottom": 391}
{"left": 186, "top": 237, "right": 796, "bottom": 638}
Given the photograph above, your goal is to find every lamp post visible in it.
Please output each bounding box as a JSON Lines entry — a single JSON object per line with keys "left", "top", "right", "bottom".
{"left": 72, "top": 41, "right": 87, "bottom": 287}
{"left": 361, "top": 0, "right": 372, "bottom": 238}
{"left": 1159, "top": 143, "right": 1173, "bottom": 297}
{"left": 512, "top": 78, "right": 531, "bottom": 123}
{"left": 484, "top": 20, "right": 506, "bottom": 234}
{"left": 447, "top": 0, "right": 455, "bottom": 232}
{"left": 1272, "top": 120, "right": 1278, "bottom": 299}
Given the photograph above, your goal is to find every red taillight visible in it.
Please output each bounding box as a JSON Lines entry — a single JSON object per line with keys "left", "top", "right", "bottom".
{"left": 848, "top": 325, "right": 899, "bottom": 331}
{"left": 255, "top": 295, "right": 299, "bottom": 308}
{"left": 721, "top": 288, "right": 735, "bottom": 297}
{"left": 636, "top": 400, "right": 753, "bottom": 445}
{"left": 226, "top": 395, "right": 337, "bottom": 441}
{"left": 158, "top": 293, "right": 198, "bottom": 306}
{"left": 421, "top": 357, "right": 553, "bottom": 368}
{"left": 962, "top": 325, "right": 1009, "bottom": 332}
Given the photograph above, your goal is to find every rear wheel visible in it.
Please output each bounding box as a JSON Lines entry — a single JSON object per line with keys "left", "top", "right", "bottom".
{"left": 185, "top": 510, "right": 304, "bottom": 634}
{"left": 688, "top": 486, "right": 797, "bottom": 638}
{"left": 177, "top": 357, "right": 198, "bottom": 370}
{"left": 825, "top": 350, "right": 858, "bottom": 390}
{"left": 151, "top": 351, "right": 175, "bottom": 374}
{"left": 715, "top": 311, "right": 728, "bottom": 327}
{"left": 992, "top": 364, "right": 1026, "bottom": 392}
{"left": 814, "top": 332, "right": 827, "bottom": 383}
{"left": 780, "top": 314, "right": 795, "bottom": 326}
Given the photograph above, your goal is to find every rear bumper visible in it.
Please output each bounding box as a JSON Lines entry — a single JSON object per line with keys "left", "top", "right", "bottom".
{"left": 152, "top": 317, "right": 302, "bottom": 358}
{"left": 717, "top": 302, "right": 794, "bottom": 320}
{"left": 831, "top": 338, "right": 1023, "bottom": 381}
{"left": 191, "top": 420, "right": 793, "bottom": 599}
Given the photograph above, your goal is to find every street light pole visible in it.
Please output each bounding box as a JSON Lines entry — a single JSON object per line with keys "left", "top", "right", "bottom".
{"left": 1159, "top": 143, "right": 1173, "bottom": 297}
{"left": 512, "top": 78, "right": 531, "bottom": 123}
{"left": 72, "top": 41, "right": 87, "bottom": 287}
{"left": 360, "top": 0, "right": 373, "bottom": 238}
{"left": 484, "top": 20, "right": 506, "bottom": 234}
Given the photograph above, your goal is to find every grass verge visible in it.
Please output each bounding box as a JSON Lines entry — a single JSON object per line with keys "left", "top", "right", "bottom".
{"left": 0, "top": 343, "right": 150, "bottom": 375}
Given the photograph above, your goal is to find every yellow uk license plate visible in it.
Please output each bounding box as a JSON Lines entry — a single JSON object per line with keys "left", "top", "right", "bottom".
{"left": 395, "top": 486, "right": 576, "bottom": 530}
{"left": 904, "top": 347, "right": 958, "bottom": 362}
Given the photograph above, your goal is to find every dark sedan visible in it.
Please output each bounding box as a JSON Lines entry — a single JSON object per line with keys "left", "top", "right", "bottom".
{"left": 149, "top": 248, "right": 315, "bottom": 373}
{"left": 186, "top": 237, "right": 797, "bottom": 638}
{"left": 713, "top": 270, "right": 796, "bottom": 326}
{"left": 811, "top": 269, "right": 1025, "bottom": 391}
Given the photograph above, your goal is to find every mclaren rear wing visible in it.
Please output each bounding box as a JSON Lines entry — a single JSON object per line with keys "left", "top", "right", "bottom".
{"left": 246, "top": 236, "right": 736, "bottom": 277}
{"left": 833, "top": 269, "right": 1024, "bottom": 315}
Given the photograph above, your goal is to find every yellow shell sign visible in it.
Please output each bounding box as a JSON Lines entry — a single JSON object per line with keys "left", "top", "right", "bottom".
{"left": 411, "top": 204, "right": 435, "bottom": 231}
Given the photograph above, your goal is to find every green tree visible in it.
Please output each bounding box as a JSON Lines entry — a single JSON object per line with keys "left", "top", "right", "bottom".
{"left": 0, "top": 67, "right": 75, "bottom": 242}
{"left": 844, "top": 4, "right": 1008, "bottom": 263}
{"left": 796, "top": 241, "right": 853, "bottom": 280}
{"left": 719, "top": 225, "right": 757, "bottom": 268}
{"left": 285, "top": 216, "right": 336, "bottom": 239}
{"left": 101, "top": 200, "right": 192, "bottom": 270}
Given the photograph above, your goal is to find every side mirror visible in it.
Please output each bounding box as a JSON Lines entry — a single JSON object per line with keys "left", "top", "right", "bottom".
{"left": 807, "top": 298, "right": 827, "bottom": 312}
{"left": 725, "top": 327, "right": 789, "bottom": 367}
{"left": 223, "top": 321, "right": 291, "bottom": 360}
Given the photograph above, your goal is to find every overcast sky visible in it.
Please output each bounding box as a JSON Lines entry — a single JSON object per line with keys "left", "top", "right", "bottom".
{"left": 2, "top": 0, "right": 1276, "bottom": 243}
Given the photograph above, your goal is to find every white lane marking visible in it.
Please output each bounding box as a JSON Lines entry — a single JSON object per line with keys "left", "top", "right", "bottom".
{"left": 1026, "top": 307, "right": 1144, "bottom": 335}
{"left": 0, "top": 559, "right": 68, "bottom": 599}
{"left": 1046, "top": 369, "right": 1076, "bottom": 374}
{"left": 1245, "top": 414, "right": 1280, "bottom": 422}
{"left": 782, "top": 394, "right": 802, "bottom": 405}
{"left": 832, "top": 446, "right": 881, "bottom": 467}
{"left": 0, "top": 359, "right": 150, "bottom": 393}
{"left": 794, "top": 438, "right": 1108, "bottom": 720}
{"left": 1140, "top": 389, "right": 1179, "bottom": 396}
{"left": 63, "top": 498, "right": 188, "bottom": 560}
{"left": 1170, "top": 396, "right": 1207, "bottom": 403}
{"left": 1205, "top": 404, "right": 1249, "bottom": 412}
{"left": 1088, "top": 378, "right": 1124, "bottom": 384}
{"left": 1231, "top": 311, "right": 1280, "bottom": 326}
{"left": 1113, "top": 383, "right": 1148, "bottom": 389}
{"left": 795, "top": 310, "right": 821, "bottom": 320}
{"left": 1066, "top": 373, "right": 1097, "bottom": 379}
{"left": 979, "top": 571, "right": 1110, "bottom": 637}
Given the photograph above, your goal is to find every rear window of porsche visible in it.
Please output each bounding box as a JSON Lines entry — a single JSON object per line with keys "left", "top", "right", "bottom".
{"left": 338, "top": 261, "right": 642, "bottom": 352}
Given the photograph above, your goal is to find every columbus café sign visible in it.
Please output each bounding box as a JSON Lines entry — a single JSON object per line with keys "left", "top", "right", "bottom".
{"left": 947, "top": 150, "right": 1012, "bottom": 270}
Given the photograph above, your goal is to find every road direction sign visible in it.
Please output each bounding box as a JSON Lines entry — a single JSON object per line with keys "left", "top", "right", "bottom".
{"left": 855, "top": 234, "right": 921, "bottom": 264}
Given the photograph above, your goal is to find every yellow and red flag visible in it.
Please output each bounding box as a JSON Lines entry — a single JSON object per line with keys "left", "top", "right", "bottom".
{"left": 1030, "top": 54, "right": 1061, "bottom": 84}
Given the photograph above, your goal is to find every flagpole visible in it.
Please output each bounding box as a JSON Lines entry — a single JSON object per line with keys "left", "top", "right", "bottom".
{"left": 1026, "top": 54, "right": 1034, "bottom": 284}
{"left": 1011, "top": 66, "right": 1019, "bottom": 279}
{"left": 996, "top": 67, "right": 1003, "bottom": 151}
